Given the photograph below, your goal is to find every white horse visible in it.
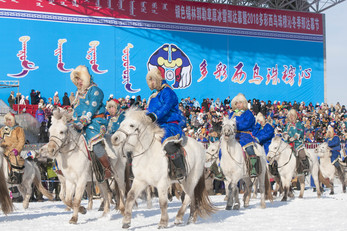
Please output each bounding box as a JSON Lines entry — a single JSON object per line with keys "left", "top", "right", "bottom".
{"left": 267, "top": 136, "right": 322, "bottom": 200}
{"left": 111, "top": 108, "right": 216, "bottom": 229}
{"left": 315, "top": 142, "right": 346, "bottom": 194}
{"left": 220, "top": 117, "right": 272, "bottom": 210}
{"left": 46, "top": 108, "right": 128, "bottom": 224}
{"left": 0, "top": 148, "right": 53, "bottom": 209}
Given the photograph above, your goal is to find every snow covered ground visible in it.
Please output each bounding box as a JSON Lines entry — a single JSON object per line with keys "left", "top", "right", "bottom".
{"left": 1, "top": 181, "right": 347, "bottom": 231}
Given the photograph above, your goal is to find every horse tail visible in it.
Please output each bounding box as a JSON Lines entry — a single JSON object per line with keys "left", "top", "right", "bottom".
{"left": 0, "top": 165, "right": 13, "bottom": 215}
{"left": 125, "top": 162, "right": 131, "bottom": 195}
{"left": 33, "top": 164, "right": 54, "bottom": 201}
{"left": 193, "top": 172, "right": 218, "bottom": 218}
{"left": 318, "top": 169, "right": 331, "bottom": 188}
{"left": 265, "top": 168, "right": 274, "bottom": 202}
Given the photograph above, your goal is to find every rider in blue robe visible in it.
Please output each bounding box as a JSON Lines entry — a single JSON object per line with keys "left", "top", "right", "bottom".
{"left": 324, "top": 125, "right": 345, "bottom": 189}
{"left": 252, "top": 112, "right": 274, "bottom": 155}
{"left": 105, "top": 99, "right": 125, "bottom": 134}
{"left": 145, "top": 67, "right": 186, "bottom": 180}
{"left": 70, "top": 65, "right": 111, "bottom": 182}
{"left": 229, "top": 93, "right": 258, "bottom": 177}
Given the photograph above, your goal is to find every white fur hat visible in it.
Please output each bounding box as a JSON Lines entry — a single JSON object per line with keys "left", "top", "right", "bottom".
{"left": 287, "top": 109, "right": 298, "bottom": 120}
{"left": 256, "top": 112, "right": 265, "bottom": 124}
{"left": 231, "top": 93, "right": 248, "bottom": 110}
{"left": 4, "top": 112, "right": 16, "bottom": 124}
{"left": 70, "top": 65, "right": 91, "bottom": 91}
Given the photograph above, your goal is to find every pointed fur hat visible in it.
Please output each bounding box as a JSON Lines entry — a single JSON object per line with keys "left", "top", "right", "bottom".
{"left": 70, "top": 65, "right": 91, "bottom": 91}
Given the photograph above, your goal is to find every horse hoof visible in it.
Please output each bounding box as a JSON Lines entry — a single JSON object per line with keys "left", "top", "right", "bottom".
{"left": 174, "top": 219, "right": 183, "bottom": 226}
{"left": 232, "top": 203, "right": 240, "bottom": 210}
{"left": 122, "top": 223, "right": 130, "bottom": 229}
{"left": 281, "top": 198, "right": 287, "bottom": 202}
{"left": 225, "top": 205, "right": 232, "bottom": 210}
{"left": 69, "top": 217, "right": 77, "bottom": 224}
{"left": 79, "top": 206, "right": 87, "bottom": 214}
{"left": 158, "top": 224, "right": 168, "bottom": 229}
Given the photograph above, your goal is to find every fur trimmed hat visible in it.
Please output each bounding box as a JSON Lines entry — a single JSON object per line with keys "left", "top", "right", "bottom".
{"left": 4, "top": 112, "right": 16, "bottom": 124}
{"left": 106, "top": 99, "right": 120, "bottom": 110}
{"left": 231, "top": 93, "right": 248, "bottom": 110}
{"left": 287, "top": 109, "right": 298, "bottom": 121}
{"left": 256, "top": 112, "right": 265, "bottom": 124}
{"left": 146, "top": 67, "right": 164, "bottom": 90}
{"left": 70, "top": 65, "right": 91, "bottom": 91}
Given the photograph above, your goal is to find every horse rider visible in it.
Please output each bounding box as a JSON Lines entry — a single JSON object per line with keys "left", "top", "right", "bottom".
{"left": 145, "top": 67, "right": 186, "bottom": 180}
{"left": 283, "top": 109, "right": 309, "bottom": 175}
{"left": 0, "top": 112, "right": 25, "bottom": 184}
{"left": 70, "top": 65, "right": 111, "bottom": 182}
{"left": 229, "top": 93, "right": 259, "bottom": 177}
{"left": 105, "top": 99, "right": 125, "bottom": 135}
{"left": 252, "top": 112, "right": 275, "bottom": 155}
{"left": 325, "top": 124, "right": 345, "bottom": 189}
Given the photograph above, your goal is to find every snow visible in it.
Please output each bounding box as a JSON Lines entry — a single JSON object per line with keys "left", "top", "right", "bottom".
{"left": 1, "top": 181, "right": 347, "bottom": 231}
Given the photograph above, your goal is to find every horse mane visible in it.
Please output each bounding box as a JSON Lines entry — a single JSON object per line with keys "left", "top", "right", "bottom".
{"left": 124, "top": 107, "right": 165, "bottom": 140}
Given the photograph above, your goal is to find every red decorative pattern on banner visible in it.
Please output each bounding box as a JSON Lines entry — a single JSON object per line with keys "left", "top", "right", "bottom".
{"left": 0, "top": 0, "right": 323, "bottom": 35}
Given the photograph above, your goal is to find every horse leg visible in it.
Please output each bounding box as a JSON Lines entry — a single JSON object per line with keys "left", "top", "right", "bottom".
{"left": 225, "top": 182, "right": 234, "bottom": 210}
{"left": 157, "top": 182, "right": 169, "bottom": 229}
{"left": 21, "top": 182, "right": 32, "bottom": 210}
{"left": 122, "top": 179, "right": 147, "bottom": 229}
{"left": 146, "top": 186, "right": 153, "bottom": 209}
{"left": 282, "top": 186, "right": 288, "bottom": 201}
{"left": 98, "top": 181, "right": 111, "bottom": 216}
{"left": 311, "top": 169, "right": 322, "bottom": 198}
{"left": 330, "top": 182, "right": 334, "bottom": 195}
{"left": 85, "top": 181, "right": 93, "bottom": 210}
{"left": 252, "top": 178, "right": 258, "bottom": 199}
{"left": 243, "top": 179, "right": 251, "bottom": 208}
{"left": 297, "top": 175, "right": 305, "bottom": 198}
{"left": 174, "top": 184, "right": 191, "bottom": 225}
{"left": 258, "top": 175, "right": 266, "bottom": 209}
{"left": 69, "top": 180, "right": 88, "bottom": 224}
{"left": 224, "top": 179, "right": 230, "bottom": 201}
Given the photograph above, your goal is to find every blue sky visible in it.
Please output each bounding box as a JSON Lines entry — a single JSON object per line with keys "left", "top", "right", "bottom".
{"left": 325, "top": 2, "right": 347, "bottom": 106}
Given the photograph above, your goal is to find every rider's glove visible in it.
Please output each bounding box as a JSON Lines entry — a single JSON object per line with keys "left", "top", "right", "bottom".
{"left": 289, "top": 137, "right": 295, "bottom": 142}
{"left": 147, "top": 113, "right": 156, "bottom": 122}
{"left": 74, "top": 122, "right": 83, "bottom": 130}
{"left": 12, "top": 149, "right": 18, "bottom": 156}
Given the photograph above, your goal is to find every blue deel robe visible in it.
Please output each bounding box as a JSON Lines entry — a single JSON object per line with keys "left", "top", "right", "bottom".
{"left": 229, "top": 109, "right": 255, "bottom": 147}
{"left": 72, "top": 84, "right": 107, "bottom": 149}
{"left": 147, "top": 80, "right": 185, "bottom": 143}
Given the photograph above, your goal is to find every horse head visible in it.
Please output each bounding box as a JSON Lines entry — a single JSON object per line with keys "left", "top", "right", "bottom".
{"left": 267, "top": 136, "right": 283, "bottom": 163}
{"left": 222, "top": 117, "right": 236, "bottom": 140}
{"left": 111, "top": 107, "right": 164, "bottom": 156}
{"left": 315, "top": 142, "right": 331, "bottom": 158}
{"left": 206, "top": 141, "right": 220, "bottom": 163}
{"left": 47, "top": 108, "right": 70, "bottom": 157}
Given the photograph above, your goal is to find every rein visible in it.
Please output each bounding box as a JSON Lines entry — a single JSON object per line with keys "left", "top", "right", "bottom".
{"left": 117, "top": 124, "right": 156, "bottom": 159}
{"left": 49, "top": 126, "right": 84, "bottom": 156}
{"left": 268, "top": 140, "right": 294, "bottom": 168}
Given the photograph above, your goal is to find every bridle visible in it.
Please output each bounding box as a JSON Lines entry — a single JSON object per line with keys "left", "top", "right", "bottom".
{"left": 48, "top": 125, "right": 81, "bottom": 155}
{"left": 267, "top": 139, "right": 294, "bottom": 168}
{"left": 116, "top": 124, "right": 156, "bottom": 159}
{"left": 206, "top": 142, "right": 220, "bottom": 162}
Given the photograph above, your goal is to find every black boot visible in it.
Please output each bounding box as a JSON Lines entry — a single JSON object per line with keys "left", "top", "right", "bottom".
{"left": 164, "top": 142, "right": 186, "bottom": 180}
{"left": 8, "top": 171, "right": 23, "bottom": 184}
{"left": 301, "top": 157, "right": 310, "bottom": 176}
{"left": 245, "top": 145, "right": 259, "bottom": 177}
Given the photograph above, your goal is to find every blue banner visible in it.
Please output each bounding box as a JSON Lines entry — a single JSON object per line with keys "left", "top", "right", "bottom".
{"left": 0, "top": 9, "right": 324, "bottom": 105}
